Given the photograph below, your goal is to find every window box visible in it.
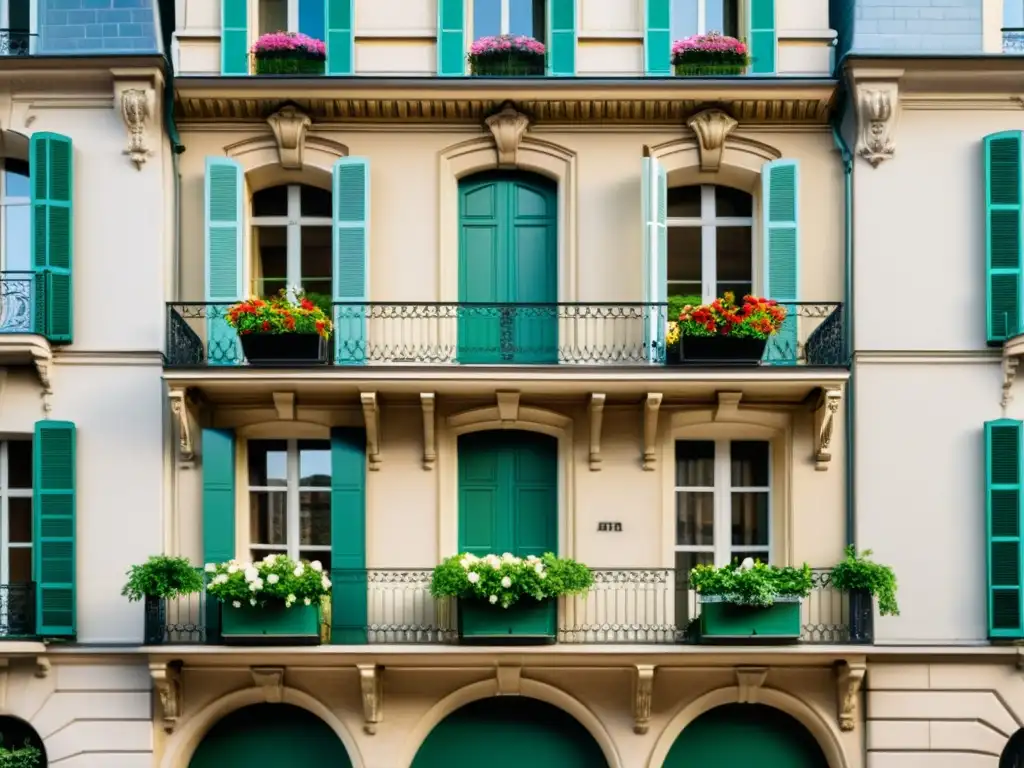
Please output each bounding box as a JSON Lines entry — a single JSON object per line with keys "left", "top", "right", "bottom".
{"left": 220, "top": 601, "right": 321, "bottom": 645}
{"left": 457, "top": 597, "right": 556, "bottom": 644}
{"left": 240, "top": 332, "right": 327, "bottom": 365}
{"left": 678, "top": 334, "right": 767, "bottom": 364}
{"left": 673, "top": 63, "right": 745, "bottom": 77}
{"left": 469, "top": 35, "right": 546, "bottom": 77}
{"left": 697, "top": 596, "right": 801, "bottom": 641}
{"left": 253, "top": 55, "right": 325, "bottom": 75}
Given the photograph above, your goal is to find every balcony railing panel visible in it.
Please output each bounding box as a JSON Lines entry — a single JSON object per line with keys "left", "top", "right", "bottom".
{"left": 0, "top": 583, "right": 35, "bottom": 638}
{"left": 165, "top": 302, "right": 847, "bottom": 368}
{"left": 1004, "top": 28, "right": 1024, "bottom": 53}
{"left": 0, "top": 271, "right": 35, "bottom": 334}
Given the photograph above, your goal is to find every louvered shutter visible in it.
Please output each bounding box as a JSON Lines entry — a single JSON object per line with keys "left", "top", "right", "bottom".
{"left": 986, "top": 419, "right": 1024, "bottom": 637}
{"left": 985, "top": 131, "right": 1023, "bottom": 344}
{"left": 332, "top": 157, "right": 369, "bottom": 364}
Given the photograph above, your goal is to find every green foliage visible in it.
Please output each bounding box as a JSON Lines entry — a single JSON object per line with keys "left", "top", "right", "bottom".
{"left": 668, "top": 294, "right": 702, "bottom": 322}
{"left": 225, "top": 290, "right": 333, "bottom": 338}
{"left": 205, "top": 555, "right": 331, "bottom": 609}
{"left": 121, "top": 556, "right": 204, "bottom": 602}
{"left": 0, "top": 740, "right": 41, "bottom": 768}
{"left": 830, "top": 546, "right": 900, "bottom": 616}
{"left": 689, "top": 560, "right": 813, "bottom": 608}
{"left": 430, "top": 552, "right": 593, "bottom": 609}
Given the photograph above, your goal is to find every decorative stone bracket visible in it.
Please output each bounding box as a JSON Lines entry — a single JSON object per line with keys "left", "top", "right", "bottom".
{"left": 687, "top": 108, "right": 739, "bottom": 173}
{"left": 1002, "top": 334, "right": 1024, "bottom": 411}
{"left": 421, "top": 393, "right": 436, "bottom": 470}
{"left": 251, "top": 666, "right": 285, "bottom": 703}
{"left": 813, "top": 388, "right": 842, "bottom": 471}
{"left": 361, "top": 392, "right": 382, "bottom": 470}
{"left": 633, "top": 664, "right": 656, "bottom": 734}
{"left": 834, "top": 660, "right": 866, "bottom": 732}
{"left": 589, "top": 393, "right": 606, "bottom": 471}
{"left": 267, "top": 105, "right": 313, "bottom": 171}
{"left": 495, "top": 664, "right": 521, "bottom": 695}
{"left": 735, "top": 667, "right": 768, "bottom": 703}
{"left": 151, "top": 661, "right": 182, "bottom": 733}
{"left": 496, "top": 391, "right": 520, "bottom": 423}
{"left": 114, "top": 79, "right": 156, "bottom": 170}
{"left": 485, "top": 102, "right": 531, "bottom": 168}
{"left": 852, "top": 72, "right": 902, "bottom": 168}
{"left": 359, "top": 664, "right": 383, "bottom": 734}
{"left": 642, "top": 393, "right": 663, "bottom": 471}
{"left": 168, "top": 388, "right": 201, "bottom": 465}
{"left": 273, "top": 391, "right": 296, "bottom": 421}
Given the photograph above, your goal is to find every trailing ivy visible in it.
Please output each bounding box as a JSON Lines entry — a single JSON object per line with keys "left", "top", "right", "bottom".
{"left": 829, "top": 546, "right": 900, "bottom": 616}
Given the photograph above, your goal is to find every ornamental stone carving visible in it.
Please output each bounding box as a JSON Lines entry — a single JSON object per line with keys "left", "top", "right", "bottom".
{"left": 854, "top": 81, "right": 899, "bottom": 168}
{"left": 687, "top": 108, "right": 739, "bottom": 173}
{"left": 120, "top": 88, "right": 153, "bottom": 169}
{"left": 267, "top": 105, "right": 313, "bottom": 170}
{"left": 484, "top": 102, "right": 531, "bottom": 168}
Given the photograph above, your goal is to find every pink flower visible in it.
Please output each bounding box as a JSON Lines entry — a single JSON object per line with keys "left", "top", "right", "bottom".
{"left": 468, "top": 34, "right": 546, "bottom": 57}
{"left": 252, "top": 31, "right": 326, "bottom": 59}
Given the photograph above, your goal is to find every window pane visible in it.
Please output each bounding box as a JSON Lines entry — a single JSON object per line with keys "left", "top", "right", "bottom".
{"left": 299, "top": 491, "right": 331, "bottom": 545}
{"left": 250, "top": 491, "right": 288, "bottom": 545}
{"left": 300, "top": 227, "right": 332, "bottom": 299}
{"left": 722, "top": 0, "right": 740, "bottom": 37}
{"left": 509, "top": 0, "right": 542, "bottom": 38}
{"left": 298, "top": 0, "right": 326, "bottom": 41}
{"left": 7, "top": 441, "right": 30, "bottom": 489}
{"left": 252, "top": 186, "right": 288, "bottom": 217}
{"left": 714, "top": 186, "right": 752, "bottom": 217}
{"left": 730, "top": 441, "right": 770, "bottom": 486}
{"left": 676, "top": 440, "right": 714, "bottom": 486}
{"left": 670, "top": 0, "right": 698, "bottom": 40}
{"left": 248, "top": 440, "right": 288, "bottom": 487}
{"left": 301, "top": 185, "right": 332, "bottom": 218}
{"left": 474, "top": 0, "right": 502, "bottom": 38}
{"left": 255, "top": 226, "right": 287, "bottom": 298}
{"left": 4, "top": 162, "right": 28, "bottom": 198}
{"left": 667, "top": 186, "right": 701, "bottom": 218}
{"left": 299, "top": 440, "right": 331, "bottom": 486}
{"left": 4, "top": 203, "right": 29, "bottom": 273}
{"left": 9, "top": 547, "right": 30, "bottom": 583}
{"left": 667, "top": 227, "right": 701, "bottom": 280}
{"left": 300, "top": 550, "right": 332, "bottom": 573}
{"left": 731, "top": 492, "right": 769, "bottom": 546}
{"left": 676, "top": 492, "right": 714, "bottom": 546}
{"left": 8, "top": 498, "right": 30, "bottom": 543}
{"left": 252, "top": 547, "right": 287, "bottom": 565}
{"left": 259, "top": 0, "right": 289, "bottom": 34}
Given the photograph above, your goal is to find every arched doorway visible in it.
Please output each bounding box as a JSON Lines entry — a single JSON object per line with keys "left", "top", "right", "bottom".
{"left": 1001, "top": 729, "right": 1024, "bottom": 767}
{"left": 457, "top": 170, "right": 558, "bottom": 364}
{"left": 411, "top": 696, "right": 607, "bottom": 767}
{"left": 663, "top": 703, "right": 829, "bottom": 767}
{"left": 0, "top": 716, "right": 45, "bottom": 765}
{"left": 188, "top": 703, "right": 352, "bottom": 768}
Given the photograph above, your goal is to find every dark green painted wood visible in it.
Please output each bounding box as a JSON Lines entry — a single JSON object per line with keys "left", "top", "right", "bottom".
{"left": 33, "top": 420, "right": 76, "bottom": 637}
{"left": 330, "top": 427, "right": 367, "bottom": 644}
{"left": 202, "top": 428, "right": 236, "bottom": 643}
{"left": 457, "top": 431, "right": 557, "bottom": 557}
{"left": 189, "top": 704, "right": 353, "bottom": 768}
{"left": 663, "top": 703, "right": 829, "bottom": 768}
{"left": 411, "top": 697, "right": 607, "bottom": 768}
{"left": 986, "top": 418, "right": 1024, "bottom": 637}
{"left": 458, "top": 172, "right": 557, "bottom": 364}
{"left": 986, "top": 131, "right": 1024, "bottom": 343}
{"left": 30, "top": 132, "right": 73, "bottom": 342}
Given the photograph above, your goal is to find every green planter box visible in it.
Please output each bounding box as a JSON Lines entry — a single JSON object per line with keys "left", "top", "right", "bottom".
{"left": 220, "top": 601, "right": 321, "bottom": 646}
{"left": 253, "top": 56, "right": 325, "bottom": 75}
{"left": 673, "top": 63, "right": 746, "bottom": 76}
{"left": 698, "top": 598, "right": 801, "bottom": 643}
{"left": 457, "top": 598, "right": 556, "bottom": 645}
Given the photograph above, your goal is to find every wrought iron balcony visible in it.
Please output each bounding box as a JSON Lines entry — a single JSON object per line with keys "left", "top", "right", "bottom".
{"left": 0, "top": 583, "right": 35, "bottom": 638}
{"left": 0, "top": 271, "right": 36, "bottom": 334}
{"left": 1004, "top": 28, "right": 1024, "bottom": 53}
{"left": 165, "top": 302, "right": 846, "bottom": 368}
{"left": 0, "top": 30, "right": 34, "bottom": 56}
{"left": 144, "top": 568, "right": 856, "bottom": 646}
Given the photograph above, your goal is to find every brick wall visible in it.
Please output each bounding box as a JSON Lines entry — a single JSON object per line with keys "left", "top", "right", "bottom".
{"left": 38, "top": 0, "right": 159, "bottom": 54}
{"left": 849, "top": 0, "right": 983, "bottom": 53}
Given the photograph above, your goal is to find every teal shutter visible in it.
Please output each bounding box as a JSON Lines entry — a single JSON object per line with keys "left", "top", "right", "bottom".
{"left": 222, "top": 0, "right": 249, "bottom": 75}
{"left": 749, "top": 0, "right": 776, "bottom": 74}
{"left": 330, "top": 427, "right": 366, "bottom": 644}
{"left": 29, "top": 132, "right": 73, "bottom": 343}
{"left": 205, "top": 157, "right": 244, "bottom": 366}
{"left": 33, "top": 420, "right": 76, "bottom": 638}
{"left": 644, "top": 0, "right": 671, "bottom": 75}
{"left": 325, "top": 0, "right": 353, "bottom": 74}
{"left": 332, "top": 157, "right": 369, "bottom": 364}
{"left": 642, "top": 152, "right": 667, "bottom": 363}
{"left": 437, "top": 0, "right": 465, "bottom": 76}
{"left": 547, "top": 0, "right": 577, "bottom": 76}
{"left": 985, "top": 131, "right": 1023, "bottom": 344}
{"left": 762, "top": 159, "right": 799, "bottom": 364}
{"left": 202, "top": 428, "right": 236, "bottom": 643}
{"left": 986, "top": 419, "right": 1024, "bottom": 637}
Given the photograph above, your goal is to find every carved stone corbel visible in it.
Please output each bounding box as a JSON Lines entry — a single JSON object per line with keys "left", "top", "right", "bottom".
{"left": 813, "top": 388, "right": 843, "bottom": 471}
{"left": 853, "top": 77, "right": 900, "bottom": 168}
{"left": 358, "top": 664, "right": 383, "bottom": 734}
{"left": 589, "top": 393, "right": 606, "bottom": 471}
{"left": 120, "top": 87, "right": 154, "bottom": 169}
{"left": 34, "top": 656, "right": 49, "bottom": 679}
{"left": 687, "top": 108, "right": 738, "bottom": 173}
{"left": 835, "top": 660, "right": 866, "bottom": 731}
{"left": 420, "top": 393, "right": 436, "bottom": 470}
{"left": 168, "top": 389, "right": 195, "bottom": 464}
{"left": 360, "top": 392, "right": 381, "bottom": 470}
{"left": 267, "top": 105, "right": 312, "bottom": 171}
{"left": 484, "top": 102, "right": 531, "bottom": 168}
{"left": 633, "top": 664, "right": 656, "bottom": 734}
{"left": 495, "top": 664, "right": 522, "bottom": 695}
{"left": 273, "top": 391, "right": 296, "bottom": 421}
{"left": 251, "top": 666, "right": 285, "bottom": 703}
{"left": 496, "top": 391, "right": 520, "bottom": 424}
{"left": 1005, "top": 356, "right": 1019, "bottom": 410}
{"left": 642, "top": 393, "right": 663, "bottom": 471}
{"left": 735, "top": 667, "right": 768, "bottom": 704}
{"left": 714, "top": 391, "right": 742, "bottom": 422}
{"left": 150, "top": 661, "right": 181, "bottom": 733}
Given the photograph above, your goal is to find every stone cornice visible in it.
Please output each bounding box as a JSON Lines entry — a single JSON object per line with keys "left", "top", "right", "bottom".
{"left": 843, "top": 55, "right": 1024, "bottom": 101}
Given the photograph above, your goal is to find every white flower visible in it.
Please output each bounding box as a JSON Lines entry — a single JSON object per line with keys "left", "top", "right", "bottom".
{"left": 249, "top": 582, "right": 259, "bottom": 592}
{"left": 263, "top": 554, "right": 277, "bottom": 564}
{"left": 293, "top": 565, "right": 304, "bottom": 577}
{"left": 460, "top": 559, "right": 469, "bottom": 569}
{"left": 539, "top": 572, "right": 546, "bottom": 579}
{"left": 467, "top": 572, "right": 480, "bottom": 584}
{"left": 244, "top": 567, "right": 259, "bottom": 582}
{"left": 739, "top": 557, "right": 755, "bottom": 571}
{"left": 500, "top": 576, "right": 512, "bottom": 589}
{"left": 205, "top": 563, "right": 217, "bottom": 573}
{"left": 287, "top": 594, "right": 296, "bottom": 603}
{"left": 321, "top": 576, "right": 331, "bottom": 590}
{"left": 304, "top": 597, "right": 312, "bottom": 606}
{"left": 250, "top": 598, "right": 257, "bottom": 606}
{"left": 526, "top": 555, "right": 539, "bottom": 562}
{"left": 232, "top": 600, "right": 241, "bottom": 608}
{"left": 489, "top": 595, "right": 498, "bottom": 604}
{"left": 267, "top": 573, "right": 279, "bottom": 584}
{"left": 310, "top": 561, "right": 323, "bottom": 572}
{"left": 502, "top": 552, "right": 515, "bottom": 563}
{"left": 491, "top": 561, "right": 501, "bottom": 570}
{"left": 214, "top": 574, "right": 228, "bottom": 584}
{"left": 227, "top": 564, "right": 239, "bottom": 574}
{"left": 534, "top": 564, "right": 544, "bottom": 575}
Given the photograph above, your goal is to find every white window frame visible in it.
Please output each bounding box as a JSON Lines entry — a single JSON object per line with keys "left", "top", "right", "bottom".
{"left": 668, "top": 184, "right": 754, "bottom": 304}
{"left": 673, "top": 438, "right": 771, "bottom": 567}
{"left": 1, "top": 0, "right": 37, "bottom": 56}
{"left": 0, "top": 441, "right": 31, "bottom": 585}
{"left": 252, "top": 0, "right": 301, "bottom": 40}
{"left": 670, "top": 0, "right": 741, "bottom": 40}
{"left": 247, "top": 438, "right": 331, "bottom": 562}
{"left": 250, "top": 185, "right": 332, "bottom": 296}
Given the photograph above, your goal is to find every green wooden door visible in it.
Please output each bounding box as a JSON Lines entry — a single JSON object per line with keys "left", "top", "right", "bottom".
{"left": 189, "top": 704, "right": 353, "bottom": 768}
{"left": 411, "top": 697, "right": 608, "bottom": 768}
{"left": 663, "top": 704, "right": 829, "bottom": 768}
{"left": 458, "top": 172, "right": 557, "bottom": 364}
{"left": 458, "top": 431, "right": 557, "bottom": 557}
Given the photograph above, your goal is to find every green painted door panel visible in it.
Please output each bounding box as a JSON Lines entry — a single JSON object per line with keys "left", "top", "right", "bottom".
{"left": 411, "top": 697, "right": 607, "bottom": 768}
{"left": 662, "top": 703, "right": 828, "bottom": 768}
{"left": 458, "top": 439, "right": 503, "bottom": 557}
{"left": 189, "top": 704, "right": 353, "bottom": 768}
{"left": 510, "top": 181, "right": 558, "bottom": 364}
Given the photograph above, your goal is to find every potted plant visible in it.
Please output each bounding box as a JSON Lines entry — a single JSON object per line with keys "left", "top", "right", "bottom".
{"left": 0, "top": 742, "right": 42, "bottom": 767}
{"left": 225, "top": 290, "right": 332, "bottom": 365}
{"left": 671, "top": 32, "right": 751, "bottom": 76}
{"left": 689, "top": 559, "right": 812, "bottom": 642}
{"left": 430, "top": 552, "right": 593, "bottom": 644}
{"left": 669, "top": 292, "right": 787, "bottom": 364}
{"left": 205, "top": 555, "right": 331, "bottom": 645}
{"left": 251, "top": 32, "right": 326, "bottom": 75}
{"left": 468, "top": 35, "right": 546, "bottom": 76}
{"left": 122, "top": 556, "right": 205, "bottom": 645}
{"left": 829, "top": 546, "right": 898, "bottom": 644}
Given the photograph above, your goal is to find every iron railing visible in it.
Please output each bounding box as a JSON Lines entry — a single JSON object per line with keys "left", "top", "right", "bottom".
{"left": 144, "top": 568, "right": 855, "bottom": 646}
{"left": 0, "top": 30, "right": 35, "bottom": 56}
{"left": 0, "top": 271, "right": 36, "bottom": 334}
{"left": 165, "top": 302, "right": 847, "bottom": 368}
{"left": 0, "top": 583, "right": 35, "bottom": 637}
{"left": 1004, "top": 28, "right": 1024, "bottom": 53}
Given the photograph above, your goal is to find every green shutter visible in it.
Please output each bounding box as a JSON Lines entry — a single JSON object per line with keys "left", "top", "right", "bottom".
{"left": 330, "top": 427, "right": 366, "bottom": 644}
{"left": 205, "top": 157, "right": 244, "bottom": 365}
{"left": 986, "top": 131, "right": 1023, "bottom": 344}
{"left": 437, "top": 0, "right": 465, "bottom": 76}
{"left": 29, "top": 132, "right": 73, "bottom": 343}
{"left": 222, "top": 0, "right": 249, "bottom": 75}
{"left": 332, "top": 157, "right": 369, "bottom": 364}
{"left": 33, "top": 420, "right": 76, "bottom": 638}
{"left": 762, "top": 159, "right": 799, "bottom": 364}
{"left": 642, "top": 151, "right": 667, "bottom": 363}
{"left": 547, "top": 0, "right": 577, "bottom": 76}
{"left": 326, "top": 0, "right": 353, "bottom": 74}
{"left": 645, "top": 0, "right": 671, "bottom": 75}
{"left": 986, "top": 419, "right": 1024, "bottom": 637}
{"left": 749, "top": 0, "right": 776, "bottom": 74}
{"left": 202, "top": 428, "right": 236, "bottom": 643}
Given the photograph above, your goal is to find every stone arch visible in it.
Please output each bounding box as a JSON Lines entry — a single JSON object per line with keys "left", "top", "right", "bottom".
{"left": 439, "top": 403, "right": 574, "bottom": 559}
{"left": 649, "top": 134, "right": 782, "bottom": 194}
{"left": 403, "top": 678, "right": 622, "bottom": 768}
{"left": 159, "top": 685, "right": 365, "bottom": 768}
{"left": 439, "top": 134, "right": 578, "bottom": 302}
{"left": 647, "top": 685, "right": 850, "bottom": 768}
{"left": 224, "top": 133, "right": 349, "bottom": 193}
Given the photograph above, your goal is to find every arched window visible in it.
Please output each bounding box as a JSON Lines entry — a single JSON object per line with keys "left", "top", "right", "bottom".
{"left": 473, "top": 0, "right": 546, "bottom": 43}
{"left": 670, "top": 0, "right": 740, "bottom": 41}
{"left": 258, "top": 0, "right": 325, "bottom": 40}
